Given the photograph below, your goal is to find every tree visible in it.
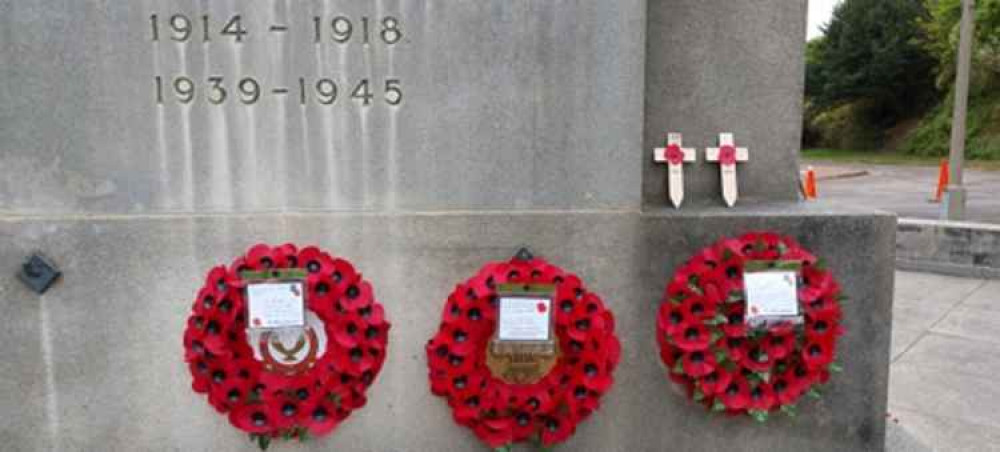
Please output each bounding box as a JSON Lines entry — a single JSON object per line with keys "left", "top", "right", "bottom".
{"left": 922, "top": 0, "right": 1000, "bottom": 88}
{"left": 807, "top": 0, "right": 939, "bottom": 126}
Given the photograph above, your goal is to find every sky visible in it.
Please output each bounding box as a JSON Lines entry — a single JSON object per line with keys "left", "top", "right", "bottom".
{"left": 808, "top": 0, "right": 842, "bottom": 40}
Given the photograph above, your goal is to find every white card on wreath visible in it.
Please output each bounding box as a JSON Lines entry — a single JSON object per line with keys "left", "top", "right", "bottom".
{"left": 247, "top": 282, "right": 306, "bottom": 329}
{"left": 744, "top": 271, "right": 799, "bottom": 321}
{"left": 497, "top": 297, "right": 552, "bottom": 341}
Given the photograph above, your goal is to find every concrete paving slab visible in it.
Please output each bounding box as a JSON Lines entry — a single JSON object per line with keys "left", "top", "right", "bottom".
{"left": 892, "top": 302, "right": 956, "bottom": 333}
{"left": 891, "top": 327, "right": 925, "bottom": 362}
{"left": 960, "top": 281, "right": 1000, "bottom": 312}
{"left": 889, "top": 362, "right": 1000, "bottom": 429}
{"left": 896, "top": 333, "right": 1000, "bottom": 377}
{"left": 931, "top": 307, "right": 1000, "bottom": 345}
{"left": 889, "top": 407, "right": 1000, "bottom": 452}
{"left": 893, "top": 271, "right": 985, "bottom": 305}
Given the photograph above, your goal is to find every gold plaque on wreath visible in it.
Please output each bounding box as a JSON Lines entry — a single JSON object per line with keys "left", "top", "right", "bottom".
{"left": 486, "top": 284, "right": 559, "bottom": 385}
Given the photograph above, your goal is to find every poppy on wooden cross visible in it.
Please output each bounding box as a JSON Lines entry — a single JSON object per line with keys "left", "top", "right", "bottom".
{"left": 653, "top": 133, "right": 697, "bottom": 208}
{"left": 706, "top": 133, "right": 749, "bottom": 207}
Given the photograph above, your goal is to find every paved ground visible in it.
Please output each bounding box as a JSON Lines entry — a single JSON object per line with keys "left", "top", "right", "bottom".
{"left": 889, "top": 271, "right": 1000, "bottom": 451}
{"left": 803, "top": 162, "right": 1000, "bottom": 223}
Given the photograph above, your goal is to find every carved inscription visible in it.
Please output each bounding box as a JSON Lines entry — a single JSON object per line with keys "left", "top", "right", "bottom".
{"left": 149, "top": 12, "right": 404, "bottom": 107}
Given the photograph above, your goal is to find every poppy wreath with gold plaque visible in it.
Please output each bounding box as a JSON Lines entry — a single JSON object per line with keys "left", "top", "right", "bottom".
{"left": 426, "top": 256, "right": 621, "bottom": 449}
{"left": 183, "top": 244, "right": 390, "bottom": 449}
{"left": 656, "top": 232, "right": 844, "bottom": 422}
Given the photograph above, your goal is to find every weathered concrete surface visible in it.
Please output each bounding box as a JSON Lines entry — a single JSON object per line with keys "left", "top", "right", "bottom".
{"left": 0, "top": 0, "right": 645, "bottom": 214}
{"left": 643, "top": 0, "right": 808, "bottom": 207}
{"left": 897, "top": 219, "right": 1000, "bottom": 279}
{"left": 0, "top": 204, "right": 894, "bottom": 451}
{"left": 890, "top": 271, "right": 1000, "bottom": 452}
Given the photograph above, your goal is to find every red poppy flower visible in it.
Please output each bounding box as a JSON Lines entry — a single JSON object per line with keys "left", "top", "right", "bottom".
{"left": 805, "top": 313, "right": 843, "bottom": 340}
{"left": 682, "top": 350, "right": 718, "bottom": 378}
{"left": 742, "top": 346, "right": 775, "bottom": 373}
{"left": 540, "top": 414, "right": 577, "bottom": 446}
{"left": 300, "top": 397, "right": 341, "bottom": 436}
{"left": 764, "top": 326, "right": 795, "bottom": 360}
{"left": 332, "top": 313, "right": 367, "bottom": 348}
{"left": 578, "top": 354, "right": 614, "bottom": 394}
{"left": 722, "top": 303, "right": 747, "bottom": 338}
{"left": 802, "top": 337, "right": 836, "bottom": 370}
{"left": 475, "top": 417, "right": 514, "bottom": 448}
{"left": 682, "top": 296, "right": 717, "bottom": 321}
{"left": 698, "top": 368, "right": 734, "bottom": 397}
{"left": 657, "top": 303, "right": 689, "bottom": 337}
{"left": 336, "top": 279, "right": 371, "bottom": 312}
{"left": 209, "top": 375, "right": 253, "bottom": 412}
{"left": 229, "top": 404, "right": 275, "bottom": 434}
{"left": 188, "top": 358, "right": 212, "bottom": 393}
{"left": 718, "top": 374, "right": 752, "bottom": 410}
{"left": 673, "top": 322, "right": 713, "bottom": 352}
{"left": 748, "top": 382, "right": 777, "bottom": 411}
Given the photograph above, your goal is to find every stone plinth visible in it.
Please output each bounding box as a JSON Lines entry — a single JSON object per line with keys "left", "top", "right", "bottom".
{"left": 0, "top": 205, "right": 893, "bottom": 451}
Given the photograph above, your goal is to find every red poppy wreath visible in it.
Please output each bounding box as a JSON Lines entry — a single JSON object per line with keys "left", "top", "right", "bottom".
{"left": 183, "top": 244, "right": 390, "bottom": 449}
{"left": 426, "top": 255, "right": 621, "bottom": 449}
{"left": 656, "top": 232, "right": 844, "bottom": 422}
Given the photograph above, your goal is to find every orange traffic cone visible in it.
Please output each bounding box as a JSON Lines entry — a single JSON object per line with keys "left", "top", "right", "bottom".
{"left": 803, "top": 166, "right": 818, "bottom": 200}
{"left": 932, "top": 159, "right": 949, "bottom": 203}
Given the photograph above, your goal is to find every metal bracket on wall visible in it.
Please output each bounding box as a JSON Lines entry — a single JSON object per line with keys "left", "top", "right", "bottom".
{"left": 514, "top": 247, "right": 535, "bottom": 261}
{"left": 17, "top": 253, "right": 61, "bottom": 295}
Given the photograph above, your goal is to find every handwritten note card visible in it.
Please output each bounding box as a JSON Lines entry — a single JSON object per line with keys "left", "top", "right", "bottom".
{"left": 247, "top": 282, "right": 306, "bottom": 329}
{"left": 497, "top": 297, "right": 552, "bottom": 341}
{"left": 744, "top": 270, "right": 800, "bottom": 323}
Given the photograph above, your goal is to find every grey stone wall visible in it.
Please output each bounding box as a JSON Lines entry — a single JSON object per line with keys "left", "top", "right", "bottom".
{"left": 644, "top": 0, "right": 808, "bottom": 207}
{"left": 0, "top": 0, "right": 644, "bottom": 214}
{"left": 0, "top": 206, "right": 894, "bottom": 451}
{"left": 0, "top": 1, "right": 895, "bottom": 451}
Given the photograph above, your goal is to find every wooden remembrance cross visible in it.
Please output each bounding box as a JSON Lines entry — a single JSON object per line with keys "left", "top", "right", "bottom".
{"left": 653, "top": 133, "right": 697, "bottom": 208}
{"left": 706, "top": 133, "right": 749, "bottom": 207}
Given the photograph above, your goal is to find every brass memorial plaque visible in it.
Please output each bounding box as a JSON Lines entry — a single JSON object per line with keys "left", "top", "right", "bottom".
{"left": 486, "top": 284, "right": 559, "bottom": 385}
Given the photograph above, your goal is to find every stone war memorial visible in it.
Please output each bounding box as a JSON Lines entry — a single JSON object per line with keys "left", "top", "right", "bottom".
{"left": 0, "top": 1, "right": 895, "bottom": 451}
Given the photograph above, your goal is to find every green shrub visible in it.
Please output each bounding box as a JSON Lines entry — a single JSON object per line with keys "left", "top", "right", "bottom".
{"left": 809, "top": 101, "right": 885, "bottom": 150}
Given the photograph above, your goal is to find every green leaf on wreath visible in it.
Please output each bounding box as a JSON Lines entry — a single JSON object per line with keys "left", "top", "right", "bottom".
{"left": 829, "top": 362, "right": 844, "bottom": 373}
{"left": 723, "top": 249, "right": 734, "bottom": 261}
{"left": 257, "top": 434, "right": 271, "bottom": 451}
{"left": 781, "top": 404, "right": 797, "bottom": 418}
{"left": 754, "top": 239, "right": 767, "bottom": 253}
{"left": 673, "top": 359, "right": 685, "bottom": 375}
{"left": 298, "top": 428, "right": 310, "bottom": 443}
{"left": 777, "top": 242, "right": 789, "bottom": 256}
{"left": 540, "top": 447, "right": 555, "bottom": 452}
{"left": 749, "top": 409, "right": 769, "bottom": 423}
{"left": 694, "top": 388, "right": 705, "bottom": 402}
{"left": 712, "top": 399, "right": 726, "bottom": 412}
{"left": 815, "top": 258, "right": 828, "bottom": 270}
{"left": 714, "top": 349, "right": 729, "bottom": 364}
{"left": 282, "top": 430, "right": 292, "bottom": 441}
{"left": 807, "top": 388, "right": 822, "bottom": 400}
{"left": 327, "top": 392, "right": 342, "bottom": 407}
{"left": 670, "top": 296, "right": 685, "bottom": 305}
{"left": 710, "top": 330, "right": 724, "bottom": 343}
{"left": 493, "top": 445, "right": 513, "bottom": 452}
{"left": 756, "top": 371, "right": 771, "bottom": 382}
{"left": 836, "top": 293, "right": 849, "bottom": 303}
{"left": 727, "top": 290, "right": 744, "bottom": 303}
{"left": 707, "top": 313, "right": 728, "bottom": 326}
{"left": 747, "top": 373, "right": 763, "bottom": 384}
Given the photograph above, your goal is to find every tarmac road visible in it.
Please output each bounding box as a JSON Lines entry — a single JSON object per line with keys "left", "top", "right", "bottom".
{"left": 803, "top": 162, "right": 1000, "bottom": 224}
